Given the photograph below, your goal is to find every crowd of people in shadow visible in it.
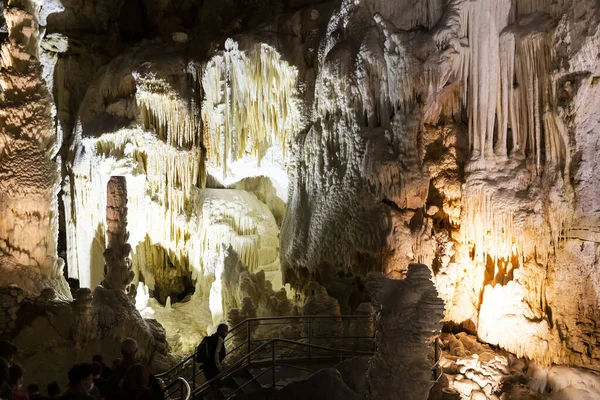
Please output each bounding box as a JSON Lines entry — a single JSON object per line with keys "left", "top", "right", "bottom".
{"left": 0, "top": 339, "right": 164, "bottom": 400}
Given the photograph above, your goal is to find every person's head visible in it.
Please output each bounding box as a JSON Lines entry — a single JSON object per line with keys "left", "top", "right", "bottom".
{"left": 123, "top": 364, "right": 150, "bottom": 392}
{"left": 120, "top": 338, "right": 138, "bottom": 361}
{"left": 217, "top": 323, "right": 229, "bottom": 339}
{"left": 0, "top": 342, "right": 17, "bottom": 365}
{"left": 90, "top": 362, "right": 102, "bottom": 380}
{"left": 27, "top": 383, "right": 40, "bottom": 395}
{"left": 67, "top": 363, "right": 94, "bottom": 392}
{"left": 91, "top": 354, "right": 103, "bottom": 364}
{"left": 47, "top": 381, "right": 60, "bottom": 397}
{"left": 8, "top": 363, "right": 24, "bottom": 390}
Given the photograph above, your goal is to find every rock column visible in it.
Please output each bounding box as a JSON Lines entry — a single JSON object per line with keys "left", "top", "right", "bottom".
{"left": 0, "top": 0, "right": 69, "bottom": 299}
{"left": 103, "top": 176, "right": 134, "bottom": 291}
{"left": 366, "top": 264, "right": 445, "bottom": 400}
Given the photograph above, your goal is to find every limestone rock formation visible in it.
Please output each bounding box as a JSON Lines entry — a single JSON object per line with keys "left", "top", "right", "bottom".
{"left": 366, "top": 264, "right": 445, "bottom": 400}
{"left": 0, "top": 0, "right": 69, "bottom": 300}
{"left": 103, "top": 176, "right": 134, "bottom": 291}
{"left": 223, "top": 245, "right": 292, "bottom": 319}
{"left": 3, "top": 0, "right": 600, "bottom": 396}
{"left": 278, "top": 0, "right": 600, "bottom": 371}
{"left": 9, "top": 287, "right": 174, "bottom": 390}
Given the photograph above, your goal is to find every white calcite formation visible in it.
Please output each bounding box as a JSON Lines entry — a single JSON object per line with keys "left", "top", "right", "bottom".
{"left": 439, "top": 332, "right": 527, "bottom": 400}
{"left": 280, "top": 0, "right": 600, "bottom": 372}
{"left": 203, "top": 39, "right": 303, "bottom": 192}
{"left": 3, "top": 0, "right": 600, "bottom": 395}
{"left": 63, "top": 40, "right": 296, "bottom": 341}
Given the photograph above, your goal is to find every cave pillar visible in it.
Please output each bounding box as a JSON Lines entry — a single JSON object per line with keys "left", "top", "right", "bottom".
{"left": 366, "top": 264, "right": 445, "bottom": 400}
{"left": 0, "top": 1, "right": 69, "bottom": 299}
{"left": 102, "top": 176, "right": 134, "bottom": 291}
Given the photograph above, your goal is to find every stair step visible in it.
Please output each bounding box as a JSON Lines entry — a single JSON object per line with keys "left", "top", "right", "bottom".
{"left": 232, "top": 371, "right": 262, "bottom": 394}
{"left": 218, "top": 383, "right": 238, "bottom": 397}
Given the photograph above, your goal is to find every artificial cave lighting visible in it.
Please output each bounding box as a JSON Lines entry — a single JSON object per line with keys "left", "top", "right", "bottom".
{"left": 59, "top": 37, "right": 292, "bottom": 354}
{"left": 3, "top": 0, "right": 600, "bottom": 398}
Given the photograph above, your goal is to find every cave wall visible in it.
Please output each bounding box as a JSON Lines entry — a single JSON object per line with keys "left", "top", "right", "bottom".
{"left": 63, "top": 36, "right": 299, "bottom": 336}
{"left": 3, "top": 0, "right": 600, "bottom": 375}
{"left": 279, "top": 0, "right": 600, "bottom": 368}
{"left": 0, "top": 0, "right": 70, "bottom": 299}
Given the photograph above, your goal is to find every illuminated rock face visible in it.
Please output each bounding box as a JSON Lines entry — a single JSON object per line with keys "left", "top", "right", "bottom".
{"left": 280, "top": 0, "right": 600, "bottom": 369}
{"left": 366, "top": 264, "right": 444, "bottom": 400}
{"left": 0, "top": 0, "right": 69, "bottom": 299}
{"left": 3, "top": 0, "right": 600, "bottom": 381}
{"left": 62, "top": 38, "right": 299, "bottom": 337}
{"left": 103, "top": 176, "right": 134, "bottom": 291}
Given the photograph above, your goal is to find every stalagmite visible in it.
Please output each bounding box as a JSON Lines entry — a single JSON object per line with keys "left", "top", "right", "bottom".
{"left": 366, "top": 264, "right": 445, "bottom": 400}
{"left": 102, "top": 176, "right": 134, "bottom": 291}
{"left": 2, "top": 0, "right": 600, "bottom": 397}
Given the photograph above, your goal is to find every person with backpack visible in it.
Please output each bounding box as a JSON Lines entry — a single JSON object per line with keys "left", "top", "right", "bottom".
{"left": 196, "top": 324, "right": 229, "bottom": 387}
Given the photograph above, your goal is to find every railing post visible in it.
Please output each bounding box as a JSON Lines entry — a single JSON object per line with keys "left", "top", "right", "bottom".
{"left": 308, "top": 317, "right": 313, "bottom": 360}
{"left": 271, "top": 340, "right": 276, "bottom": 388}
{"left": 247, "top": 320, "right": 253, "bottom": 369}
{"left": 246, "top": 319, "right": 251, "bottom": 354}
{"left": 192, "top": 356, "right": 196, "bottom": 393}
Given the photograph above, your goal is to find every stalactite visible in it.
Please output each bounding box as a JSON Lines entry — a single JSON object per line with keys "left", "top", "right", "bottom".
{"left": 145, "top": 146, "right": 203, "bottom": 212}
{"left": 461, "top": 0, "right": 512, "bottom": 162}
{"left": 455, "top": 0, "right": 566, "bottom": 173}
{"left": 462, "top": 186, "right": 520, "bottom": 266}
{"left": 496, "top": 31, "right": 516, "bottom": 159}
{"left": 510, "top": 0, "right": 559, "bottom": 19}
{"left": 202, "top": 40, "right": 303, "bottom": 179}
{"left": 515, "top": 30, "right": 553, "bottom": 172}
{"left": 462, "top": 181, "right": 570, "bottom": 269}
{"left": 92, "top": 130, "right": 204, "bottom": 214}
{"left": 136, "top": 80, "right": 202, "bottom": 149}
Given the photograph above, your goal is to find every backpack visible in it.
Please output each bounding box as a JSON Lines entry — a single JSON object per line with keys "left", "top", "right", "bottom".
{"left": 195, "top": 335, "right": 212, "bottom": 363}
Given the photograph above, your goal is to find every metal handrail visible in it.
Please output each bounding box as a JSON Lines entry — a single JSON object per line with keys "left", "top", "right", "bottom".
{"left": 156, "top": 314, "right": 370, "bottom": 377}
{"left": 159, "top": 319, "right": 444, "bottom": 399}
{"left": 156, "top": 317, "right": 251, "bottom": 379}
{"left": 158, "top": 317, "right": 447, "bottom": 400}
{"left": 155, "top": 330, "right": 243, "bottom": 383}
{"left": 192, "top": 337, "right": 277, "bottom": 398}
{"left": 157, "top": 314, "right": 374, "bottom": 389}
{"left": 163, "top": 376, "right": 191, "bottom": 400}
{"left": 192, "top": 337, "right": 375, "bottom": 398}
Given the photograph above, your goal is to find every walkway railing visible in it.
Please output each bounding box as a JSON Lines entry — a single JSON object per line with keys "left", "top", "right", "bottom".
{"left": 193, "top": 338, "right": 375, "bottom": 399}
{"left": 160, "top": 317, "right": 444, "bottom": 400}
{"left": 157, "top": 314, "right": 375, "bottom": 395}
{"left": 163, "top": 377, "right": 190, "bottom": 400}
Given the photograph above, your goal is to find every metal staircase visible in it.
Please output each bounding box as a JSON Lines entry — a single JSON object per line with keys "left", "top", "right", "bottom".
{"left": 157, "top": 315, "right": 376, "bottom": 399}
{"left": 194, "top": 338, "right": 375, "bottom": 399}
